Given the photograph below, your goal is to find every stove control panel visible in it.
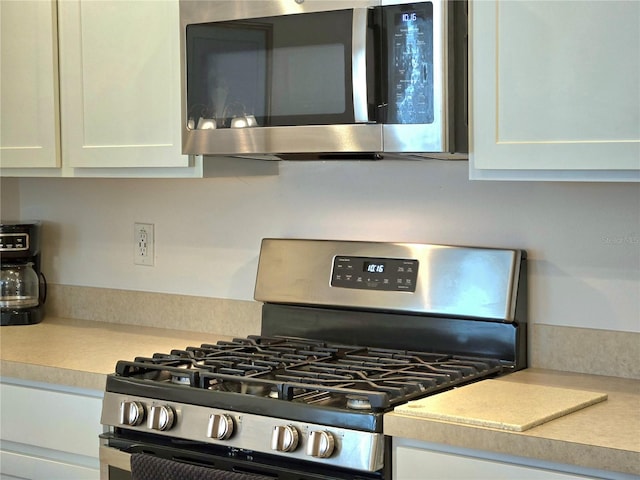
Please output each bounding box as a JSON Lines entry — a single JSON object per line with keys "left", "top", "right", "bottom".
{"left": 331, "top": 256, "right": 418, "bottom": 292}
{"left": 102, "top": 392, "right": 384, "bottom": 472}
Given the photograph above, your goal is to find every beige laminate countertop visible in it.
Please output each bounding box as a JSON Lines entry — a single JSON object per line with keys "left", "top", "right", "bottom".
{"left": 1, "top": 317, "right": 639, "bottom": 476}
{"left": 385, "top": 368, "right": 640, "bottom": 476}
{"left": 0, "top": 316, "right": 233, "bottom": 391}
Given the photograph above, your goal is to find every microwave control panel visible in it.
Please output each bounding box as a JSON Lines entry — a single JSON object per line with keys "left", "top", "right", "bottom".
{"left": 331, "top": 256, "right": 418, "bottom": 292}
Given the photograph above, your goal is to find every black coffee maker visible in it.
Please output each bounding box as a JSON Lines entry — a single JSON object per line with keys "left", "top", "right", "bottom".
{"left": 0, "top": 221, "right": 47, "bottom": 325}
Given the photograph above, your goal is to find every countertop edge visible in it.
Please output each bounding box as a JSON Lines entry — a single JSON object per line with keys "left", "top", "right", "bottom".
{"left": 0, "top": 360, "right": 107, "bottom": 392}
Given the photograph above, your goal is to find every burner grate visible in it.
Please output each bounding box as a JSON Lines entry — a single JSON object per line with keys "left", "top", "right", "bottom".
{"left": 113, "top": 336, "right": 504, "bottom": 411}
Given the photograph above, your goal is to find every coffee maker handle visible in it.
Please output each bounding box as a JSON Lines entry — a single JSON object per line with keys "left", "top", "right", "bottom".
{"left": 39, "top": 271, "right": 47, "bottom": 304}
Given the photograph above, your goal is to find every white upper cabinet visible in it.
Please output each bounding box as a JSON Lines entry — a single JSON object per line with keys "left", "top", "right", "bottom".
{"left": 58, "top": 0, "right": 187, "bottom": 168}
{"left": 0, "top": 1, "right": 60, "bottom": 168}
{"left": 1, "top": 0, "right": 203, "bottom": 177}
{"left": 470, "top": 1, "right": 640, "bottom": 181}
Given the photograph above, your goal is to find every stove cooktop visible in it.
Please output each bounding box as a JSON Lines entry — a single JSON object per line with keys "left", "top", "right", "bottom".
{"left": 110, "top": 336, "right": 503, "bottom": 414}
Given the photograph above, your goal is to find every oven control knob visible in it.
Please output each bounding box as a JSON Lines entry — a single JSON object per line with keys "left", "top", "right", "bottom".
{"left": 306, "top": 430, "right": 335, "bottom": 458}
{"left": 148, "top": 404, "right": 175, "bottom": 431}
{"left": 271, "top": 425, "right": 299, "bottom": 452}
{"left": 207, "top": 413, "right": 234, "bottom": 440}
{"left": 119, "top": 401, "right": 145, "bottom": 426}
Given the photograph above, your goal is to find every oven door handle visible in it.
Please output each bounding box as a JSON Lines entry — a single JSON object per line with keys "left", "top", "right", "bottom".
{"left": 100, "top": 444, "right": 132, "bottom": 473}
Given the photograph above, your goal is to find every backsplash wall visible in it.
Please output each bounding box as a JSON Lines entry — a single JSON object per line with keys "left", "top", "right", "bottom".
{"left": 1, "top": 178, "right": 20, "bottom": 220}
{"left": 16, "top": 159, "right": 640, "bottom": 333}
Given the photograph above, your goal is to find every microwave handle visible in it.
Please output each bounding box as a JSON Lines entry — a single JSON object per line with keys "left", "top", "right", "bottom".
{"left": 352, "top": 8, "right": 370, "bottom": 123}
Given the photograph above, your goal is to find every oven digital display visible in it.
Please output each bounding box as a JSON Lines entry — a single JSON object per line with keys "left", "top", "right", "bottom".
{"left": 363, "top": 261, "right": 385, "bottom": 273}
{"left": 332, "top": 256, "right": 418, "bottom": 292}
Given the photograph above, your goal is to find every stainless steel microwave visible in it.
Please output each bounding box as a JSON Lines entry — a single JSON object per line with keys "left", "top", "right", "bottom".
{"left": 179, "top": 0, "right": 467, "bottom": 158}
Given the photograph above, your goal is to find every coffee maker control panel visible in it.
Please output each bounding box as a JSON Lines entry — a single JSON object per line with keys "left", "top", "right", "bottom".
{"left": 0, "top": 233, "right": 30, "bottom": 252}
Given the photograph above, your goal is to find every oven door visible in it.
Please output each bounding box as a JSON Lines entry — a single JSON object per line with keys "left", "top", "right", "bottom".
{"left": 99, "top": 431, "right": 389, "bottom": 480}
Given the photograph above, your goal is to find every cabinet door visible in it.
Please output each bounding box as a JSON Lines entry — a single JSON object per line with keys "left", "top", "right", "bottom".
{"left": 395, "top": 446, "right": 598, "bottom": 480}
{"left": 0, "top": 381, "right": 102, "bottom": 480}
{"left": 470, "top": 1, "right": 640, "bottom": 181}
{"left": 0, "top": 451, "right": 99, "bottom": 480}
{"left": 58, "top": 0, "right": 188, "bottom": 168}
{"left": 0, "top": 0, "right": 60, "bottom": 168}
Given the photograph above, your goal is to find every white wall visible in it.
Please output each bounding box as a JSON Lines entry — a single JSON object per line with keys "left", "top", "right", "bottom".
{"left": 1, "top": 178, "right": 20, "bottom": 220}
{"left": 17, "top": 159, "right": 640, "bottom": 333}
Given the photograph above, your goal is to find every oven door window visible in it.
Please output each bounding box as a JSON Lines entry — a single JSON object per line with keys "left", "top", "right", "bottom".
{"left": 185, "top": 10, "right": 359, "bottom": 130}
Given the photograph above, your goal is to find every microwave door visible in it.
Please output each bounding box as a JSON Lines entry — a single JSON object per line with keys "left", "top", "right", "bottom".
{"left": 181, "top": 7, "right": 383, "bottom": 156}
{"left": 382, "top": 1, "right": 449, "bottom": 153}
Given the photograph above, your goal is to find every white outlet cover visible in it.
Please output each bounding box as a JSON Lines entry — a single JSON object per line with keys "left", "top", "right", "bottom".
{"left": 134, "top": 223, "right": 154, "bottom": 266}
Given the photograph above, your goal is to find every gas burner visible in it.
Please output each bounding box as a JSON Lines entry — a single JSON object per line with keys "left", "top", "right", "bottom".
{"left": 346, "top": 394, "right": 372, "bottom": 411}
{"left": 268, "top": 387, "right": 279, "bottom": 399}
{"left": 242, "top": 384, "right": 270, "bottom": 396}
{"left": 171, "top": 375, "right": 192, "bottom": 385}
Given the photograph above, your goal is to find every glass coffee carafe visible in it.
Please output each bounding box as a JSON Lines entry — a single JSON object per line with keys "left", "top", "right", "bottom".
{"left": 0, "top": 262, "right": 41, "bottom": 309}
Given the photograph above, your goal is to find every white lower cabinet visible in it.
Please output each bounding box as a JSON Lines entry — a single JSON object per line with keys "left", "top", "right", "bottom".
{"left": 0, "top": 379, "right": 103, "bottom": 480}
{"left": 0, "top": 451, "right": 99, "bottom": 480}
{"left": 393, "top": 438, "right": 634, "bottom": 480}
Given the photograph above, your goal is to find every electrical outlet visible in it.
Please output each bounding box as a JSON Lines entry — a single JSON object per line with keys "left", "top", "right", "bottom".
{"left": 134, "top": 223, "right": 154, "bottom": 266}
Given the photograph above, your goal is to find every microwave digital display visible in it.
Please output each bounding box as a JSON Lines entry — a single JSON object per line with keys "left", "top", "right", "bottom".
{"left": 388, "top": 3, "right": 434, "bottom": 125}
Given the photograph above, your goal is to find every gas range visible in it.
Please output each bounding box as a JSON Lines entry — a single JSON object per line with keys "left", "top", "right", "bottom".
{"left": 100, "top": 239, "right": 527, "bottom": 479}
